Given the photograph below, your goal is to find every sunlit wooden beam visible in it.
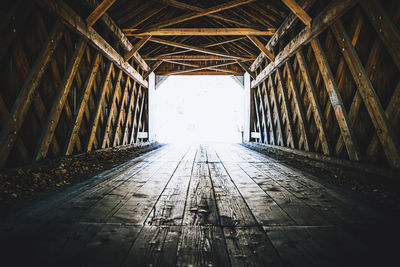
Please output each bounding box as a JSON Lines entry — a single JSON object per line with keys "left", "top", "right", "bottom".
{"left": 123, "top": 28, "right": 276, "bottom": 36}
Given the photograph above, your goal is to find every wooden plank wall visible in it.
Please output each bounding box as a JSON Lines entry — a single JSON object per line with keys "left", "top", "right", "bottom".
{"left": 0, "top": 2, "right": 149, "bottom": 170}
{"left": 249, "top": 0, "right": 400, "bottom": 169}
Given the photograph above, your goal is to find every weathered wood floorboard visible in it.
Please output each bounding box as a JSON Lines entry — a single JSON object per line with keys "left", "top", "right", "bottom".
{"left": 0, "top": 143, "right": 394, "bottom": 266}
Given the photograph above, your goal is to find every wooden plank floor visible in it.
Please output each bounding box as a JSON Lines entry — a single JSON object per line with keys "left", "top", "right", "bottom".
{"left": 0, "top": 144, "right": 398, "bottom": 266}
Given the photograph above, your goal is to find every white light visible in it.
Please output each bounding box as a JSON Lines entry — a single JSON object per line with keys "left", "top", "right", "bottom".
{"left": 155, "top": 75, "right": 244, "bottom": 144}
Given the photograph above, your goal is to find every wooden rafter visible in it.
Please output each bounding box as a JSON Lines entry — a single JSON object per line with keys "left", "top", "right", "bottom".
{"left": 86, "top": 0, "right": 116, "bottom": 27}
{"left": 41, "top": 0, "right": 148, "bottom": 88}
{"left": 124, "top": 28, "right": 276, "bottom": 36}
{"left": 124, "top": 35, "right": 152, "bottom": 61}
{"left": 247, "top": 35, "right": 275, "bottom": 61}
{"left": 132, "top": 0, "right": 256, "bottom": 34}
{"left": 84, "top": 0, "right": 149, "bottom": 71}
{"left": 150, "top": 0, "right": 262, "bottom": 28}
{"left": 161, "top": 61, "right": 239, "bottom": 75}
{"left": 148, "top": 37, "right": 253, "bottom": 60}
{"left": 281, "top": 0, "right": 312, "bottom": 28}
{"left": 251, "top": 0, "right": 358, "bottom": 88}
{"left": 250, "top": 0, "right": 316, "bottom": 72}
{"left": 144, "top": 55, "right": 253, "bottom": 61}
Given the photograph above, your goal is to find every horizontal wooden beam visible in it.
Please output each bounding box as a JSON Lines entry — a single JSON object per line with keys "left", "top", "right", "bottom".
{"left": 162, "top": 61, "right": 239, "bottom": 75}
{"left": 251, "top": 0, "right": 358, "bottom": 88}
{"left": 148, "top": 37, "right": 253, "bottom": 60}
{"left": 150, "top": 0, "right": 262, "bottom": 28}
{"left": 132, "top": 0, "right": 256, "bottom": 34}
{"left": 41, "top": 0, "right": 148, "bottom": 88}
{"left": 144, "top": 55, "right": 250, "bottom": 61}
{"left": 157, "top": 70, "right": 242, "bottom": 76}
{"left": 250, "top": 0, "right": 316, "bottom": 72}
{"left": 86, "top": 0, "right": 116, "bottom": 27}
{"left": 123, "top": 28, "right": 276, "bottom": 36}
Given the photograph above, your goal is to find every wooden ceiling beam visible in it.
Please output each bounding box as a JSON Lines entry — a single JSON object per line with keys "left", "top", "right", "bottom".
{"left": 251, "top": 0, "right": 357, "bottom": 88}
{"left": 160, "top": 61, "right": 240, "bottom": 75}
{"left": 132, "top": 0, "right": 256, "bottom": 34}
{"left": 247, "top": 35, "right": 275, "bottom": 61}
{"left": 235, "top": 60, "right": 255, "bottom": 79}
{"left": 151, "top": 0, "right": 260, "bottom": 28}
{"left": 86, "top": 0, "right": 116, "bottom": 27}
{"left": 281, "top": 0, "right": 312, "bottom": 28}
{"left": 144, "top": 55, "right": 250, "bottom": 61}
{"left": 158, "top": 70, "right": 242, "bottom": 75}
{"left": 124, "top": 28, "right": 276, "bottom": 36}
{"left": 250, "top": 0, "right": 316, "bottom": 72}
{"left": 147, "top": 37, "right": 253, "bottom": 60}
{"left": 204, "top": 36, "right": 247, "bottom": 47}
{"left": 124, "top": 35, "right": 151, "bottom": 61}
{"left": 41, "top": 0, "right": 148, "bottom": 87}
{"left": 84, "top": 0, "right": 149, "bottom": 71}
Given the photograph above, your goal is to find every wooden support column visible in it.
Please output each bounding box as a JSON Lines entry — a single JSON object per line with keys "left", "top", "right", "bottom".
{"left": 366, "top": 82, "right": 400, "bottom": 161}
{"left": 12, "top": 36, "right": 62, "bottom": 156}
{"left": 112, "top": 77, "right": 131, "bottom": 146}
{"left": 360, "top": 0, "right": 400, "bottom": 71}
{"left": 122, "top": 81, "right": 139, "bottom": 145}
{"left": 310, "top": 38, "right": 360, "bottom": 161}
{"left": 101, "top": 70, "right": 123, "bottom": 148}
{"left": 331, "top": 21, "right": 400, "bottom": 168}
{"left": 0, "top": 22, "right": 63, "bottom": 168}
{"left": 34, "top": 40, "right": 86, "bottom": 161}
{"left": 268, "top": 76, "right": 285, "bottom": 147}
{"left": 64, "top": 52, "right": 102, "bottom": 155}
{"left": 255, "top": 86, "right": 268, "bottom": 144}
{"left": 0, "top": 97, "right": 29, "bottom": 163}
{"left": 134, "top": 89, "right": 147, "bottom": 143}
{"left": 252, "top": 91, "right": 262, "bottom": 142}
{"left": 296, "top": 50, "right": 331, "bottom": 155}
{"left": 284, "top": 61, "right": 310, "bottom": 151}
{"left": 261, "top": 81, "right": 276, "bottom": 145}
{"left": 86, "top": 62, "right": 114, "bottom": 151}
{"left": 275, "top": 68, "right": 296, "bottom": 148}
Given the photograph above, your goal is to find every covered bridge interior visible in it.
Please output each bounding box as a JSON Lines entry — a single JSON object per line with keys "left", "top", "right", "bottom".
{"left": 1, "top": 0, "right": 400, "bottom": 266}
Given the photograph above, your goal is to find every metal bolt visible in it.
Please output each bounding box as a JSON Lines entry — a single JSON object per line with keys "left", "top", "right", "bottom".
{"left": 358, "top": 72, "right": 362, "bottom": 77}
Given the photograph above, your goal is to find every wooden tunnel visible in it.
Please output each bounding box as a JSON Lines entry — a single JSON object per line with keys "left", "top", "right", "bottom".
{"left": 0, "top": 0, "right": 399, "bottom": 173}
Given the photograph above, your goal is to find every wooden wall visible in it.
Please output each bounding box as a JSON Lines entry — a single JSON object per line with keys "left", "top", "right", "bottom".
{"left": 0, "top": 1, "right": 149, "bottom": 170}
{"left": 249, "top": 0, "right": 400, "bottom": 170}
